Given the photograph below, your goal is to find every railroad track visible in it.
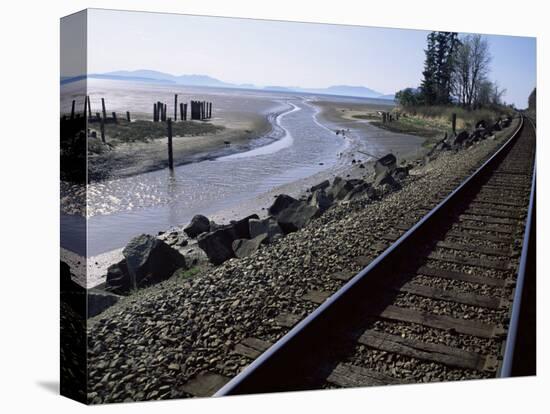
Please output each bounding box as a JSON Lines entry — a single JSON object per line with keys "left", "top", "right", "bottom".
{"left": 215, "top": 114, "right": 536, "bottom": 396}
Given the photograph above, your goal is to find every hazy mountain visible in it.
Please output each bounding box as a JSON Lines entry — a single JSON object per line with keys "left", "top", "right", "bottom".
{"left": 73, "top": 69, "right": 395, "bottom": 100}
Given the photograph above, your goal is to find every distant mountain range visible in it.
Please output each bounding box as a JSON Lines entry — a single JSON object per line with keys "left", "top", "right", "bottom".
{"left": 64, "top": 69, "right": 396, "bottom": 100}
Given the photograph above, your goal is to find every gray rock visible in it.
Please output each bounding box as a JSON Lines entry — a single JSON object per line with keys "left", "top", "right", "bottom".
{"left": 392, "top": 166, "right": 409, "bottom": 181}
{"left": 308, "top": 188, "right": 332, "bottom": 212}
{"left": 453, "top": 130, "right": 470, "bottom": 146}
{"left": 374, "top": 153, "right": 397, "bottom": 175}
{"left": 230, "top": 214, "right": 259, "bottom": 239}
{"left": 232, "top": 234, "right": 267, "bottom": 258}
{"left": 122, "top": 234, "right": 187, "bottom": 290}
{"left": 268, "top": 194, "right": 298, "bottom": 216}
{"left": 87, "top": 289, "right": 121, "bottom": 318}
{"left": 197, "top": 226, "right": 238, "bottom": 265}
{"left": 184, "top": 215, "right": 211, "bottom": 238}
{"left": 249, "top": 217, "right": 283, "bottom": 242}
{"left": 374, "top": 171, "right": 400, "bottom": 189}
{"left": 343, "top": 182, "right": 375, "bottom": 201}
{"left": 327, "top": 176, "right": 355, "bottom": 200}
{"left": 277, "top": 201, "right": 320, "bottom": 233}
{"left": 310, "top": 179, "right": 330, "bottom": 193}
{"left": 105, "top": 259, "right": 131, "bottom": 295}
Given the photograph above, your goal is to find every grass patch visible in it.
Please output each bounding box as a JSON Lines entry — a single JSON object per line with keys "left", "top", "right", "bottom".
{"left": 370, "top": 104, "right": 513, "bottom": 148}
{"left": 96, "top": 119, "right": 224, "bottom": 143}
{"left": 174, "top": 266, "right": 201, "bottom": 280}
{"left": 352, "top": 113, "right": 380, "bottom": 121}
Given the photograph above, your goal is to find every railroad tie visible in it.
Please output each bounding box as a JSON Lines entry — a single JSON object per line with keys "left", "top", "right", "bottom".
{"left": 181, "top": 372, "right": 231, "bottom": 397}
{"left": 357, "top": 330, "right": 498, "bottom": 372}
{"left": 415, "top": 265, "right": 506, "bottom": 288}
{"left": 233, "top": 337, "right": 273, "bottom": 359}
{"left": 327, "top": 363, "right": 404, "bottom": 388}
{"left": 373, "top": 305, "right": 506, "bottom": 339}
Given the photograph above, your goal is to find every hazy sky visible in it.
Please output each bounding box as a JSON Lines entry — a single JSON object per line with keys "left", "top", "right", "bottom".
{"left": 87, "top": 9, "right": 536, "bottom": 107}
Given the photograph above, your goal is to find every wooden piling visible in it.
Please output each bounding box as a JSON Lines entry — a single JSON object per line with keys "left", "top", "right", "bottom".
{"left": 100, "top": 116, "right": 106, "bottom": 143}
{"left": 382, "top": 112, "right": 387, "bottom": 123}
{"left": 112, "top": 112, "right": 117, "bottom": 123}
{"left": 180, "top": 103, "right": 184, "bottom": 121}
{"left": 183, "top": 103, "right": 187, "bottom": 121}
{"left": 154, "top": 103, "right": 158, "bottom": 122}
{"left": 174, "top": 94, "right": 178, "bottom": 121}
{"left": 70, "top": 100, "right": 75, "bottom": 120}
{"left": 167, "top": 118, "right": 174, "bottom": 170}
{"left": 101, "top": 98, "right": 107, "bottom": 120}
{"left": 452, "top": 113, "right": 457, "bottom": 135}
{"left": 126, "top": 111, "right": 131, "bottom": 122}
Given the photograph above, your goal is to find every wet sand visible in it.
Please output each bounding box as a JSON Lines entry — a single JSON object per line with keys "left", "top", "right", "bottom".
{"left": 87, "top": 110, "right": 275, "bottom": 181}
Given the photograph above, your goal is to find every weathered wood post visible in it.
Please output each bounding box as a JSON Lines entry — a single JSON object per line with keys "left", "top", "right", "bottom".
{"left": 126, "top": 111, "right": 131, "bottom": 122}
{"left": 112, "top": 111, "right": 117, "bottom": 123}
{"left": 153, "top": 103, "right": 158, "bottom": 122}
{"left": 451, "top": 113, "right": 457, "bottom": 135}
{"left": 101, "top": 98, "right": 107, "bottom": 120}
{"left": 87, "top": 95, "right": 92, "bottom": 118}
{"left": 167, "top": 118, "right": 174, "bottom": 170}
{"left": 163, "top": 104, "right": 167, "bottom": 122}
{"left": 100, "top": 116, "right": 106, "bottom": 143}
{"left": 382, "top": 112, "right": 387, "bottom": 123}
{"left": 183, "top": 103, "right": 187, "bottom": 121}
{"left": 208, "top": 102, "right": 212, "bottom": 118}
{"left": 180, "top": 103, "right": 184, "bottom": 121}
{"left": 174, "top": 94, "right": 178, "bottom": 121}
{"left": 70, "top": 100, "right": 75, "bottom": 120}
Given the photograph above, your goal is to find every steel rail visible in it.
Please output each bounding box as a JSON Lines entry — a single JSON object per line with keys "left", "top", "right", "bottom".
{"left": 499, "top": 116, "right": 536, "bottom": 377}
{"left": 215, "top": 116, "right": 527, "bottom": 396}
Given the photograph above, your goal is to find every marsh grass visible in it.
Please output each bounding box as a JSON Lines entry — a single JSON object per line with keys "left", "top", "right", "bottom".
{"left": 97, "top": 119, "right": 224, "bottom": 143}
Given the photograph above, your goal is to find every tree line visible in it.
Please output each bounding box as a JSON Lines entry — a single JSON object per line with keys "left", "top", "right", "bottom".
{"left": 396, "top": 32, "right": 507, "bottom": 109}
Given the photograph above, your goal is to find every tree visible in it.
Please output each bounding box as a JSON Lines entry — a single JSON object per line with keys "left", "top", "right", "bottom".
{"left": 453, "top": 34, "right": 491, "bottom": 108}
{"left": 395, "top": 88, "right": 421, "bottom": 107}
{"left": 420, "top": 31, "right": 459, "bottom": 105}
{"left": 420, "top": 32, "right": 438, "bottom": 105}
{"left": 528, "top": 88, "right": 536, "bottom": 111}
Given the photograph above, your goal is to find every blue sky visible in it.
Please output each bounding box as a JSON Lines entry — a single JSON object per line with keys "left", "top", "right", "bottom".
{"left": 87, "top": 9, "right": 536, "bottom": 107}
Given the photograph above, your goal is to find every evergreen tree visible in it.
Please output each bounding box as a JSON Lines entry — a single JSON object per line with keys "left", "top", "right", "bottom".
{"left": 420, "top": 31, "right": 459, "bottom": 105}
{"left": 420, "top": 32, "right": 438, "bottom": 105}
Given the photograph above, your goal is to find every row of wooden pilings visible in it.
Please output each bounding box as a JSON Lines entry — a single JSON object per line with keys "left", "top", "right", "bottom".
{"left": 153, "top": 96, "right": 213, "bottom": 122}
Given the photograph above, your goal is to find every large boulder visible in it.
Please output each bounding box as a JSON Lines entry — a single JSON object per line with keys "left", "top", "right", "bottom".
{"left": 277, "top": 201, "right": 320, "bottom": 233}
{"left": 453, "top": 130, "right": 470, "bottom": 146}
{"left": 122, "top": 234, "right": 187, "bottom": 290}
{"left": 232, "top": 234, "right": 268, "bottom": 258}
{"left": 268, "top": 194, "right": 298, "bottom": 216}
{"left": 327, "top": 176, "right": 355, "bottom": 201}
{"left": 105, "top": 259, "right": 131, "bottom": 295}
{"left": 184, "top": 214, "right": 210, "bottom": 238}
{"left": 197, "top": 225, "right": 238, "bottom": 265}
{"left": 374, "top": 154, "right": 397, "bottom": 175}
{"left": 343, "top": 181, "right": 375, "bottom": 201}
{"left": 230, "top": 214, "right": 259, "bottom": 239}
{"left": 308, "top": 188, "right": 333, "bottom": 211}
{"left": 310, "top": 179, "right": 330, "bottom": 193}
{"left": 374, "top": 171, "right": 400, "bottom": 189}
{"left": 87, "top": 289, "right": 121, "bottom": 318}
{"left": 249, "top": 217, "right": 283, "bottom": 242}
